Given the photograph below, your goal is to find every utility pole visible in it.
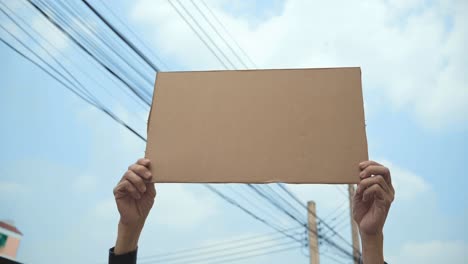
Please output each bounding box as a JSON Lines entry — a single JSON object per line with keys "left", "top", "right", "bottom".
{"left": 307, "top": 201, "right": 320, "bottom": 264}
{"left": 348, "top": 184, "right": 361, "bottom": 264}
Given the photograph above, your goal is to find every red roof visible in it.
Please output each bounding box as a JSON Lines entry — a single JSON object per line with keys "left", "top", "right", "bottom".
{"left": 0, "top": 221, "right": 22, "bottom": 236}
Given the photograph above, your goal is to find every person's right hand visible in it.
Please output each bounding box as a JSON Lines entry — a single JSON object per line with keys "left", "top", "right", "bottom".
{"left": 113, "top": 158, "right": 156, "bottom": 254}
{"left": 353, "top": 161, "right": 394, "bottom": 236}
{"left": 353, "top": 160, "right": 395, "bottom": 263}
{"left": 114, "top": 158, "right": 156, "bottom": 228}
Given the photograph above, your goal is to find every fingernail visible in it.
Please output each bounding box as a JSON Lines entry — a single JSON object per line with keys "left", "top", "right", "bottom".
{"left": 363, "top": 195, "right": 367, "bottom": 202}
{"left": 136, "top": 193, "right": 141, "bottom": 199}
{"left": 359, "top": 171, "right": 365, "bottom": 178}
{"left": 142, "top": 186, "right": 146, "bottom": 192}
{"left": 145, "top": 172, "right": 152, "bottom": 179}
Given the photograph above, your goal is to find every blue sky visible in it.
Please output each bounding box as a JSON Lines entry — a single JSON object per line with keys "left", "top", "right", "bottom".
{"left": 0, "top": 0, "right": 467, "bottom": 263}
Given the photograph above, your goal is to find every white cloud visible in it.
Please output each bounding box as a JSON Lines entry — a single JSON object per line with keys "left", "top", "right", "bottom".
{"left": 286, "top": 158, "right": 429, "bottom": 214}
{"left": 130, "top": 0, "right": 467, "bottom": 129}
{"left": 388, "top": 240, "right": 468, "bottom": 264}
{"left": 150, "top": 184, "right": 218, "bottom": 228}
{"left": 380, "top": 159, "right": 430, "bottom": 200}
{"left": 72, "top": 174, "right": 98, "bottom": 193}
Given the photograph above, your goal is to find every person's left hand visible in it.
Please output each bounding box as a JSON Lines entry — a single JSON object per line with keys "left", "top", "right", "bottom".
{"left": 353, "top": 160, "right": 395, "bottom": 236}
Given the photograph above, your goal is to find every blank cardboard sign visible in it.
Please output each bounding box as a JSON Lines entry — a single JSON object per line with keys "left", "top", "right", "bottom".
{"left": 146, "top": 67, "right": 368, "bottom": 184}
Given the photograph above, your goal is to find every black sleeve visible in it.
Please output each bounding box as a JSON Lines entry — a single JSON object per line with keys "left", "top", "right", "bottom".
{"left": 109, "top": 247, "right": 137, "bottom": 264}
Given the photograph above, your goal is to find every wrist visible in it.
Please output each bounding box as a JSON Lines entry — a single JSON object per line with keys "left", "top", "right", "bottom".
{"left": 360, "top": 232, "right": 384, "bottom": 264}
{"left": 114, "top": 220, "right": 144, "bottom": 255}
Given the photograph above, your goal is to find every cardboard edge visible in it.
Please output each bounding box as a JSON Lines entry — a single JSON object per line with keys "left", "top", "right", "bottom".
{"left": 357, "top": 67, "right": 370, "bottom": 161}
{"left": 145, "top": 72, "right": 162, "bottom": 159}
{"left": 148, "top": 67, "right": 365, "bottom": 184}
{"left": 146, "top": 72, "right": 160, "bottom": 134}
{"left": 158, "top": 66, "right": 362, "bottom": 74}
{"left": 152, "top": 179, "right": 360, "bottom": 184}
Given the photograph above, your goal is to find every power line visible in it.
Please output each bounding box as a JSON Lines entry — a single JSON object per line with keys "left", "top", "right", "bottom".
{"left": 140, "top": 243, "right": 300, "bottom": 264}
{"left": 96, "top": 0, "right": 170, "bottom": 70}
{"left": 335, "top": 185, "right": 348, "bottom": 198}
{"left": 199, "top": 0, "right": 258, "bottom": 68}
{"left": 247, "top": 184, "right": 307, "bottom": 228}
{"left": 0, "top": 35, "right": 145, "bottom": 142}
{"left": 323, "top": 199, "right": 348, "bottom": 222}
{"left": 277, "top": 184, "right": 360, "bottom": 259}
{"left": 248, "top": 183, "right": 358, "bottom": 261}
{"left": 204, "top": 185, "right": 306, "bottom": 245}
{"left": 224, "top": 184, "right": 296, "bottom": 229}
{"left": 167, "top": 0, "right": 230, "bottom": 69}
{"left": 139, "top": 239, "right": 299, "bottom": 264}
{"left": 0, "top": 0, "right": 149, "bottom": 128}
{"left": 188, "top": 0, "right": 249, "bottom": 69}
{"left": 263, "top": 184, "right": 306, "bottom": 221}
{"left": 81, "top": 0, "right": 161, "bottom": 73}
{"left": 138, "top": 226, "right": 303, "bottom": 261}
{"left": 60, "top": 0, "right": 155, "bottom": 90}
{"left": 0, "top": 3, "right": 95, "bottom": 103}
{"left": 47, "top": 0, "right": 153, "bottom": 98}
{"left": 173, "top": 0, "right": 237, "bottom": 69}
{"left": 26, "top": 0, "right": 152, "bottom": 106}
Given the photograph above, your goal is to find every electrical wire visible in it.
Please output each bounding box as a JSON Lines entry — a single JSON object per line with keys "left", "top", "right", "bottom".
{"left": 139, "top": 226, "right": 303, "bottom": 261}
{"left": 140, "top": 244, "right": 300, "bottom": 264}
{"left": 139, "top": 239, "right": 299, "bottom": 264}
{"left": 96, "top": 0, "right": 170, "bottom": 70}
{"left": 277, "top": 183, "right": 360, "bottom": 258}
{"left": 204, "top": 185, "right": 306, "bottom": 245}
{"left": 167, "top": 0, "right": 230, "bottom": 69}
{"left": 199, "top": 0, "right": 258, "bottom": 68}
{"left": 26, "top": 0, "right": 152, "bottom": 106}
{"left": 0, "top": 35, "right": 145, "bottom": 142}
{"left": 188, "top": 0, "right": 249, "bottom": 69}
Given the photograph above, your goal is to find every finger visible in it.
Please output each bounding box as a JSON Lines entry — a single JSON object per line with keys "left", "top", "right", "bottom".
{"left": 362, "top": 184, "right": 387, "bottom": 202}
{"left": 146, "top": 183, "right": 157, "bottom": 198}
{"left": 357, "top": 175, "right": 392, "bottom": 196}
{"left": 128, "top": 164, "right": 152, "bottom": 181}
{"left": 359, "top": 160, "right": 382, "bottom": 170}
{"left": 137, "top": 158, "right": 151, "bottom": 168}
{"left": 359, "top": 165, "right": 392, "bottom": 185}
{"left": 124, "top": 170, "right": 147, "bottom": 193}
{"left": 114, "top": 180, "right": 140, "bottom": 199}
{"left": 124, "top": 181, "right": 141, "bottom": 199}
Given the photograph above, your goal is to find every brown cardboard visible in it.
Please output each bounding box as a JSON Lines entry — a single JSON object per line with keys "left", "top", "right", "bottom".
{"left": 146, "top": 67, "right": 367, "bottom": 184}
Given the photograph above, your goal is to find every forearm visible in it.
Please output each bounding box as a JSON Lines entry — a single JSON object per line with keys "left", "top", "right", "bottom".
{"left": 114, "top": 221, "right": 144, "bottom": 255}
{"left": 360, "top": 232, "right": 384, "bottom": 264}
